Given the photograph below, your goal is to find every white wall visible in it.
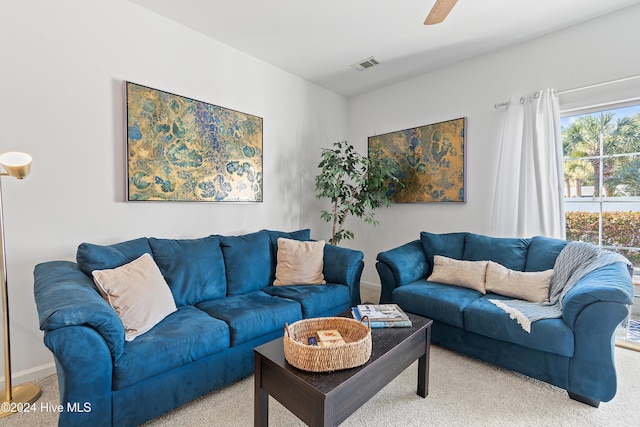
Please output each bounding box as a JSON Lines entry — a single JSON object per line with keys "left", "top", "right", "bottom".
{"left": 0, "top": 0, "right": 347, "bottom": 383}
{"left": 341, "top": 5, "right": 640, "bottom": 285}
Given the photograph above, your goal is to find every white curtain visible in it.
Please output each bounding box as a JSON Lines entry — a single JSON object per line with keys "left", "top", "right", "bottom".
{"left": 491, "top": 89, "right": 565, "bottom": 238}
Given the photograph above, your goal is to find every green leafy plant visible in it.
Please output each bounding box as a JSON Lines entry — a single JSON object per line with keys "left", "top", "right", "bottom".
{"left": 566, "top": 210, "right": 640, "bottom": 265}
{"left": 315, "top": 141, "right": 401, "bottom": 245}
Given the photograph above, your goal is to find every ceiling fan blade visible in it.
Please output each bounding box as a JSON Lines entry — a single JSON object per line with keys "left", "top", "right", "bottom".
{"left": 424, "top": 0, "right": 458, "bottom": 25}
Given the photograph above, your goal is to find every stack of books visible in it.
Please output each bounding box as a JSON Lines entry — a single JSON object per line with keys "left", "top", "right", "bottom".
{"left": 351, "top": 304, "right": 412, "bottom": 328}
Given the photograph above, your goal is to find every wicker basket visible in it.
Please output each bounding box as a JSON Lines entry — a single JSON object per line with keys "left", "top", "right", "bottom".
{"left": 283, "top": 316, "right": 371, "bottom": 372}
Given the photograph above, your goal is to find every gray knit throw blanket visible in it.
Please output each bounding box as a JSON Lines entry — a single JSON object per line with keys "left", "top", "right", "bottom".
{"left": 490, "top": 241, "right": 632, "bottom": 333}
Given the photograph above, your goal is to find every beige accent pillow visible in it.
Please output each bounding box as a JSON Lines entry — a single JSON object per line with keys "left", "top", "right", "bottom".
{"left": 427, "top": 255, "right": 488, "bottom": 294}
{"left": 485, "top": 261, "right": 553, "bottom": 303}
{"left": 273, "top": 238, "right": 326, "bottom": 286}
{"left": 92, "top": 253, "right": 177, "bottom": 341}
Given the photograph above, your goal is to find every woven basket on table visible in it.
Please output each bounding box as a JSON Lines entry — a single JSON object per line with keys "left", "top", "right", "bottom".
{"left": 283, "top": 316, "right": 371, "bottom": 372}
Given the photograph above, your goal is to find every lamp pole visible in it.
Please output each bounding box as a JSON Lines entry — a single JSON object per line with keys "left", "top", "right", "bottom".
{"left": 0, "top": 177, "right": 12, "bottom": 404}
{"left": 0, "top": 152, "right": 40, "bottom": 417}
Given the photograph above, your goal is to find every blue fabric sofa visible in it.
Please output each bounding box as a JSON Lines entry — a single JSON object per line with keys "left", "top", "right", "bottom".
{"left": 33, "top": 229, "right": 363, "bottom": 427}
{"left": 376, "top": 231, "right": 634, "bottom": 407}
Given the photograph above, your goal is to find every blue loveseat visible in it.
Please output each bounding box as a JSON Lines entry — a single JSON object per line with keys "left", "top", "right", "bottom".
{"left": 34, "top": 229, "right": 363, "bottom": 427}
{"left": 376, "top": 231, "right": 634, "bottom": 407}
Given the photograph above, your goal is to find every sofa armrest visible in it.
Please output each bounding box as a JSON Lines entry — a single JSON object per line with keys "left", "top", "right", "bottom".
{"left": 562, "top": 262, "right": 634, "bottom": 329}
{"left": 323, "top": 244, "right": 364, "bottom": 306}
{"left": 34, "top": 261, "right": 125, "bottom": 362}
{"left": 45, "top": 326, "right": 113, "bottom": 427}
{"left": 567, "top": 299, "right": 631, "bottom": 402}
{"left": 376, "top": 240, "right": 428, "bottom": 303}
{"left": 561, "top": 261, "right": 633, "bottom": 402}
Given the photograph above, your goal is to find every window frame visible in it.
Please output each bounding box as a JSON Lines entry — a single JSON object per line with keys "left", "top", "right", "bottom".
{"left": 561, "top": 102, "right": 640, "bottom": 268}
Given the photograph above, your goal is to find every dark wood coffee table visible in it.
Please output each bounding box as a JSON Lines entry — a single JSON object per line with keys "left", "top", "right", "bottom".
{"left": 253, "top": 312, "right": 432, "bottom": 427}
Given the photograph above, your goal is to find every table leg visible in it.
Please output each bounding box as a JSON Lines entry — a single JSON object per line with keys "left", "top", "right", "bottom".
{"left": 417, "top": 325, "right": 431, "bottom": 398}
{"left": 254, "top": 354, "right": 269, "bottom": 426}
{"left": 255, "top": 388, "right": 269, "bottom": 426}
{"left": 320, "top": 396, "right": 333, "bottom": 427}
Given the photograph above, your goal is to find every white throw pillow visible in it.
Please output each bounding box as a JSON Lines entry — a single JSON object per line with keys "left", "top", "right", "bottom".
{"left": 427, "top": 255, "right": 488, "bottom": 294}
{"left": 92, "top": 253, "right": 177, "bottom": 341}
{"left": 485, "top": 261, "right": 553, "bottom": 303}
{"left": 273, "top": 238, "right": 326, "bottom": 286}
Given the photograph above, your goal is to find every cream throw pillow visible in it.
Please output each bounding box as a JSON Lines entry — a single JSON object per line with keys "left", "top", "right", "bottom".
{"left": 273, "top": 238, "right": 326, "bottom": 286}
{"left": 427, "top": 255, "right": 488, "bottom": 294}
{"left": 485, "top": 261, "right": 553, "bottom": 303}
{"left": 92, "top": 253, "right": 177, "bottom": 341}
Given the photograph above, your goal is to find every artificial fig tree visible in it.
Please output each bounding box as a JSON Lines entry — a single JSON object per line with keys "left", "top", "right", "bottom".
{"left": 315, "top": 141, "right": 401, "bottom": 245}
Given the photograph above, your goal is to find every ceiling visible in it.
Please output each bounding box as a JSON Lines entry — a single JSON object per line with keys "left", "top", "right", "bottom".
{"left": 130, "top": 0, "right": 640, "bottom": 98}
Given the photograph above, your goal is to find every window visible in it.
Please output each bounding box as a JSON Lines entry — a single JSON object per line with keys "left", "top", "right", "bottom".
{"left": 562, "top": 103, "right": 640, "bottom": 271}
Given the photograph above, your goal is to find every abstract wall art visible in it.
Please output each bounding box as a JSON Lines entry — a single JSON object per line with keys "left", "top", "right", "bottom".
{"left": 125, "top": 81, "right": 263, "bottom": 202}
{"left": 368, "top": 117, "right": 466, "bottom": 203}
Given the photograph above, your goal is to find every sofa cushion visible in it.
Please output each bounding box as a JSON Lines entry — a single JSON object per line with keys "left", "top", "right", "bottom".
{"left": 525, "top": 236, "right": 568, "bottom": 272}
{"left": 149, "top": 236, "right": 227, "bottom": 306}
{"left": 221, "top": 230, "right": 272, "bottom": 295}
{"left": 92, "top": 253, "right": 177, "bottom": 341}
{"left": 112, "top": 306, "right": 230, "bottom": 390}
{"left": 392, "top": 281, "right": 482, "bottom": 328}
{"left": 196, "top": 291, "right": 301, "bottom": 346}
{"left": 485, "top": 261, "right": 553, "bottom": 303}
{"left": 427, "top": 256, "right": 488, "bottom": 294}
{"left": 463, "top": 234, "right": 531, "bottom": 271}
{"left": 274, "top": 238, "right": 326, "bottom": 286}
{"left": 464, "top": 295, "right": 574, "bottom": 357}
{"left": 76, "top": 237, "right": 152, "bottom": 276}
{"left": 265, "top": 229, "right": 312, "bottom": 283}
{"left": 263, "top": 284, "right": 350, "bottom": 317}
{"left": 420, "top": 231, "right": 468, "bottom": 275}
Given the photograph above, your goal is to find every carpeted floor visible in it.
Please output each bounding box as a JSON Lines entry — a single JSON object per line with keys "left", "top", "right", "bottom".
{"left": 1, "top": 345, "right": 639, "bottom": 427}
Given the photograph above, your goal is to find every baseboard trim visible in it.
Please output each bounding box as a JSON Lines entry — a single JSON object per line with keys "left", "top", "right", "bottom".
{"left": 0, "top": 362, "right": 57, "bottom": 389}
{"left": 616, "top": 339, "right": 640, "bottom": 352}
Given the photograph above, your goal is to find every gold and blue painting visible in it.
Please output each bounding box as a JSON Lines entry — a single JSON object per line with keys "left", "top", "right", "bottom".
{"left": 125, "top": 82, "right": 263, "bottom": 202}
{"left": 368, "top": 117, "right": 466, "bottom": 203}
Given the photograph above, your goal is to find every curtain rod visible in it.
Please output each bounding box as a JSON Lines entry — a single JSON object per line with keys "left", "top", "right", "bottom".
{"left": 556, "top": 74, "right": 640, "bottom": 95}
{"left": 560, "top": 96, "right": 640, "bottom": 115}
{"left": 494, "top": 74, "right": 640, "bottom": 109}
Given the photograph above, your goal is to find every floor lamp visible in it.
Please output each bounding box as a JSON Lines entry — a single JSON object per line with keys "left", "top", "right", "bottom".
{"left": 0, "top": 152, "right": 41, "bottom": 417}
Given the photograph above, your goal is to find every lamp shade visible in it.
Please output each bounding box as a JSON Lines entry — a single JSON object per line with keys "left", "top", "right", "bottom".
{"left": 0, "top": 152, "right": 32, "bottom": 179}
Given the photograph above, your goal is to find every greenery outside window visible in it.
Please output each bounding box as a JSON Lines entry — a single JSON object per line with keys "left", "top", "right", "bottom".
{"left": 562, "top": 103, "right": 640, "bottom": 268}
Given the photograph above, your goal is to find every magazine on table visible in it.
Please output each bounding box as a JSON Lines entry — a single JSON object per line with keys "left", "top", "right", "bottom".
{"left": 351, "top": 304, "right": 412, "bottom": 328}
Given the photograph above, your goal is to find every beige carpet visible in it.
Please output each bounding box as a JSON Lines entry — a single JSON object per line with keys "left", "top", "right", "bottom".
{"left": 1, "top": 345, "right": 638, "bottom": 426}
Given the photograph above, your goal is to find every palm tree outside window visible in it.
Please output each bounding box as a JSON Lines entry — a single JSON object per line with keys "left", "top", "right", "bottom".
{"left": 562, "top": 103, "right": 640, "bottom": 347}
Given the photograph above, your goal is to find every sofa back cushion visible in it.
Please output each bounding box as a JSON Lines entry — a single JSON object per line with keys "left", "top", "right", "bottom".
{"left": 524, "top": 236, "right": 568, "bottom": 272}
{"left": 265, "top": 229, "right": 311, "bottom": 283}
{"left": 76, "top": 237, "right": 152, "bottom": 276}
{"left": 221, "top": 230, "right": 273, "bottom": 295}
{"left": 463, "top": 234, "right": 531, "bottom": 271}
{"left": 149, "top": 236, "right": 227, "bottom": 306}
{"left": 420, "top": 232, "right": 468, "bottom": 275}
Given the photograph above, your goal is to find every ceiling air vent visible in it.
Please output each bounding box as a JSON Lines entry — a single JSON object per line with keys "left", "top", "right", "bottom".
{"left": 351, "top": 56, "right": 381, "bottom": 71}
